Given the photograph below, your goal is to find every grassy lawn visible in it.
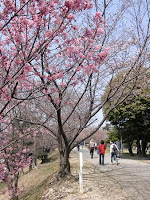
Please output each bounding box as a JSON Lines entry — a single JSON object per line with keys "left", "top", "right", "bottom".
{"left": 120, "top": 151, "right": 150, "bottom": 161}
{"left": 0, "top": 182, "right": 6, "bottom": 191}
{"left": 0, "top": 151, "right": 59, "bottom": 200}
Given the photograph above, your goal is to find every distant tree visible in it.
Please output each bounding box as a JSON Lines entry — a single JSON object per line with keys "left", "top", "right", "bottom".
{"left": 36, "top": 133, "right": 57, "bottom": 164}
{"left": 102, "top": 65, "right": 150, "bottom": 156}
{"left": 105, "top": 95, "right": 150, "bottom": 156}
{"left": 103, "top": 125, "right": 120, "bottom": 143}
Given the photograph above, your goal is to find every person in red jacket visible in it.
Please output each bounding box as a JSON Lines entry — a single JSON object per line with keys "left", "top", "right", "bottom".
{"left": 97, "top": 140, "right": 106, "bottom": 165}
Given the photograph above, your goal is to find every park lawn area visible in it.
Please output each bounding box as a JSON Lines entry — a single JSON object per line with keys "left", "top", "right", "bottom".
{"left": 0, "top": 151, "right": 59, "bottom": 200}
{"left": 0, "top": 182, "right": 6, "bottom": 192}
{"left": 121, "top": 151, "right": 150, "bottom": 161}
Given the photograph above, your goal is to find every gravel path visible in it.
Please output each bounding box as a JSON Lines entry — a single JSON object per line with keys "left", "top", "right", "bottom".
{"left": 77, "top": 147, "right": 150, "bottom": 200}
{"left": 42, "top": 147, "right": 150, "bottom": 200}
{"left": 43, "top": 149, "right": 129, "bottom": 200}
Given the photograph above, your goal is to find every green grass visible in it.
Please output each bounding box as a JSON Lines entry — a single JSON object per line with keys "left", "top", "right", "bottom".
{"left": 0, "top": 182, "right": 6, "bottom": 190}
{"left": 20, "top": 175, "right": 53, "bottom": 200}
{"left": 19, "top": 152, "right": 59, "bottom": 200}
{"left": 120, "top": 152, "right": 150, "bottom": 160}
{"left": 0, "top": 151, "right": 59, "bottom": 200}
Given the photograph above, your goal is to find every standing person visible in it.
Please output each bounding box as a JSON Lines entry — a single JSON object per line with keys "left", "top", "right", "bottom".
{"left": 97, "top": 140, "right": 106, "bottom": 165}
{"left": 80, "top": 141, "right": 84, "bottom": 149}
{"left": 94, "top": 142, "right": 98, "bottom": 151}
{"left": 89, "top": 139, "right": 95, "bottom": 158}
{"left": 110, "top": 141, "right": 119, "bottom": 164}
{"left": 77, "top": 144, "right": 80, "bottom": 151}
{"left": 115, "top": 140, "right": 121, "bottom": 157}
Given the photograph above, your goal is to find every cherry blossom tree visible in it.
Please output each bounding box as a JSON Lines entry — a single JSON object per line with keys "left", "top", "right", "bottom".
{"left": 27, "top": 0, "right": 150, "bottom": 177}
{"left": 5, "top": 0, "right": 149, "bottom": 179}
{"left": 1, "top": 0, "right": 109, "bottom": 177}
{"left": 0, "top": 0, "right": 100, "bottom": 198}
{"left": 0, "top": 2, "right": 149, "bottom": 198}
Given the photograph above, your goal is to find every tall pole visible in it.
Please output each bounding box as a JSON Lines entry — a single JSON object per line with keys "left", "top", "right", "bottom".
{"left": 79, "top": 151, "right": 83, "bottom": 193}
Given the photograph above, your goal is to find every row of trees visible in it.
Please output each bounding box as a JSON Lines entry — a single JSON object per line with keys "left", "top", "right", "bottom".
{"left": 104, "top": 95, "right": 150, "bottom": 156}
{"left": 0, "top": 0, "right": 150, "bottom": 199}
{"left": 103, "top": 69, "right": 150, "bottom": 156}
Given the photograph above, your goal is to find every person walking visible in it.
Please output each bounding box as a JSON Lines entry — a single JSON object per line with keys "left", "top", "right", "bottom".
{"left": 110, "top": 141, "right": 119, "bottom": 164}
{"left": 77, "top": 144, "right": 80, "bottom": 151}
{"left": 115, "top": 140, "right": 121, "bottom": 157}
{"left": 80, "top": 141, "right": 84, "bottom": 149}
{"left": 89, "top": 139, "right": 95, "bottom": 158}
{"left": 97, "top": 140, "right": 106, "bottom": 165}
{"left": 94, "top": 142, "right": 98, "bottom": 151}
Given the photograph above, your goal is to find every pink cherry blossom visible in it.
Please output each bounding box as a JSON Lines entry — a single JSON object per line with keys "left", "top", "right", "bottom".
{"left": 67, "top": 14, "right": 75, "bottom": 20}
{"left": 60, "top": 82, "right": 67, "bottom": 87}
{"left": 54, "top": 99, "right": 61, "bottom": 104}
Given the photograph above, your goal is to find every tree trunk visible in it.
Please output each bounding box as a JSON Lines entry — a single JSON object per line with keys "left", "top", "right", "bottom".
{"left": 58, "top": 148, "right": 71, "bottom": 177}
{"left": 11, "top": 194, "right": 19, "bottom": 200}
{"left": 33, "top": 136, "right": 37, "bottom": 167}
{"left": 41, "top": 154, "right": 48, "bottom": 163}
{"left": 136, "top": 138, "right": 142, "bottom": 155}
{"left": 128, "top": 144, "right": 134, "bottom": 156}
{"left": 142, "top": 138, "right": 147, "bottom": 157}
{"left": 10, "top": 174, "right": 19, "bottom": 200}
{"left": 29, "top": 159, "right": 33, "bottom": 171}
{"left": 33, "top": 154, "right": 37, "bottom": 167}
{"left": 127, "top": 140, "right": 134, "bottom": 156}
{"left": 57, "top": 108, "right": 71, "bottom": 177}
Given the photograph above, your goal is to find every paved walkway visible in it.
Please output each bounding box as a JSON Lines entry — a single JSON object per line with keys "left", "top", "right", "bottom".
{"left": 75, "top": 147, "right": 150, "bottom": 200}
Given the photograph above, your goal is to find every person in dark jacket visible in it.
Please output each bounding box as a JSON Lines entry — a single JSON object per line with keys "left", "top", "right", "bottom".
{"left": 89, "top": 139, "right": 95, "bottom": 158}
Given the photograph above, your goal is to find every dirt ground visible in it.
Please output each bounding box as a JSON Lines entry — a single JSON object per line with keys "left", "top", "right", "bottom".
{"left": 42, "top": 152, "right": 130, "bottom": 200}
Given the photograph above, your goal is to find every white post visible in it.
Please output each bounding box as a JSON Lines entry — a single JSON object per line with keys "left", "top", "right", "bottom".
{"left": 79, "top": 151, "right": 83, "bottom": 193}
